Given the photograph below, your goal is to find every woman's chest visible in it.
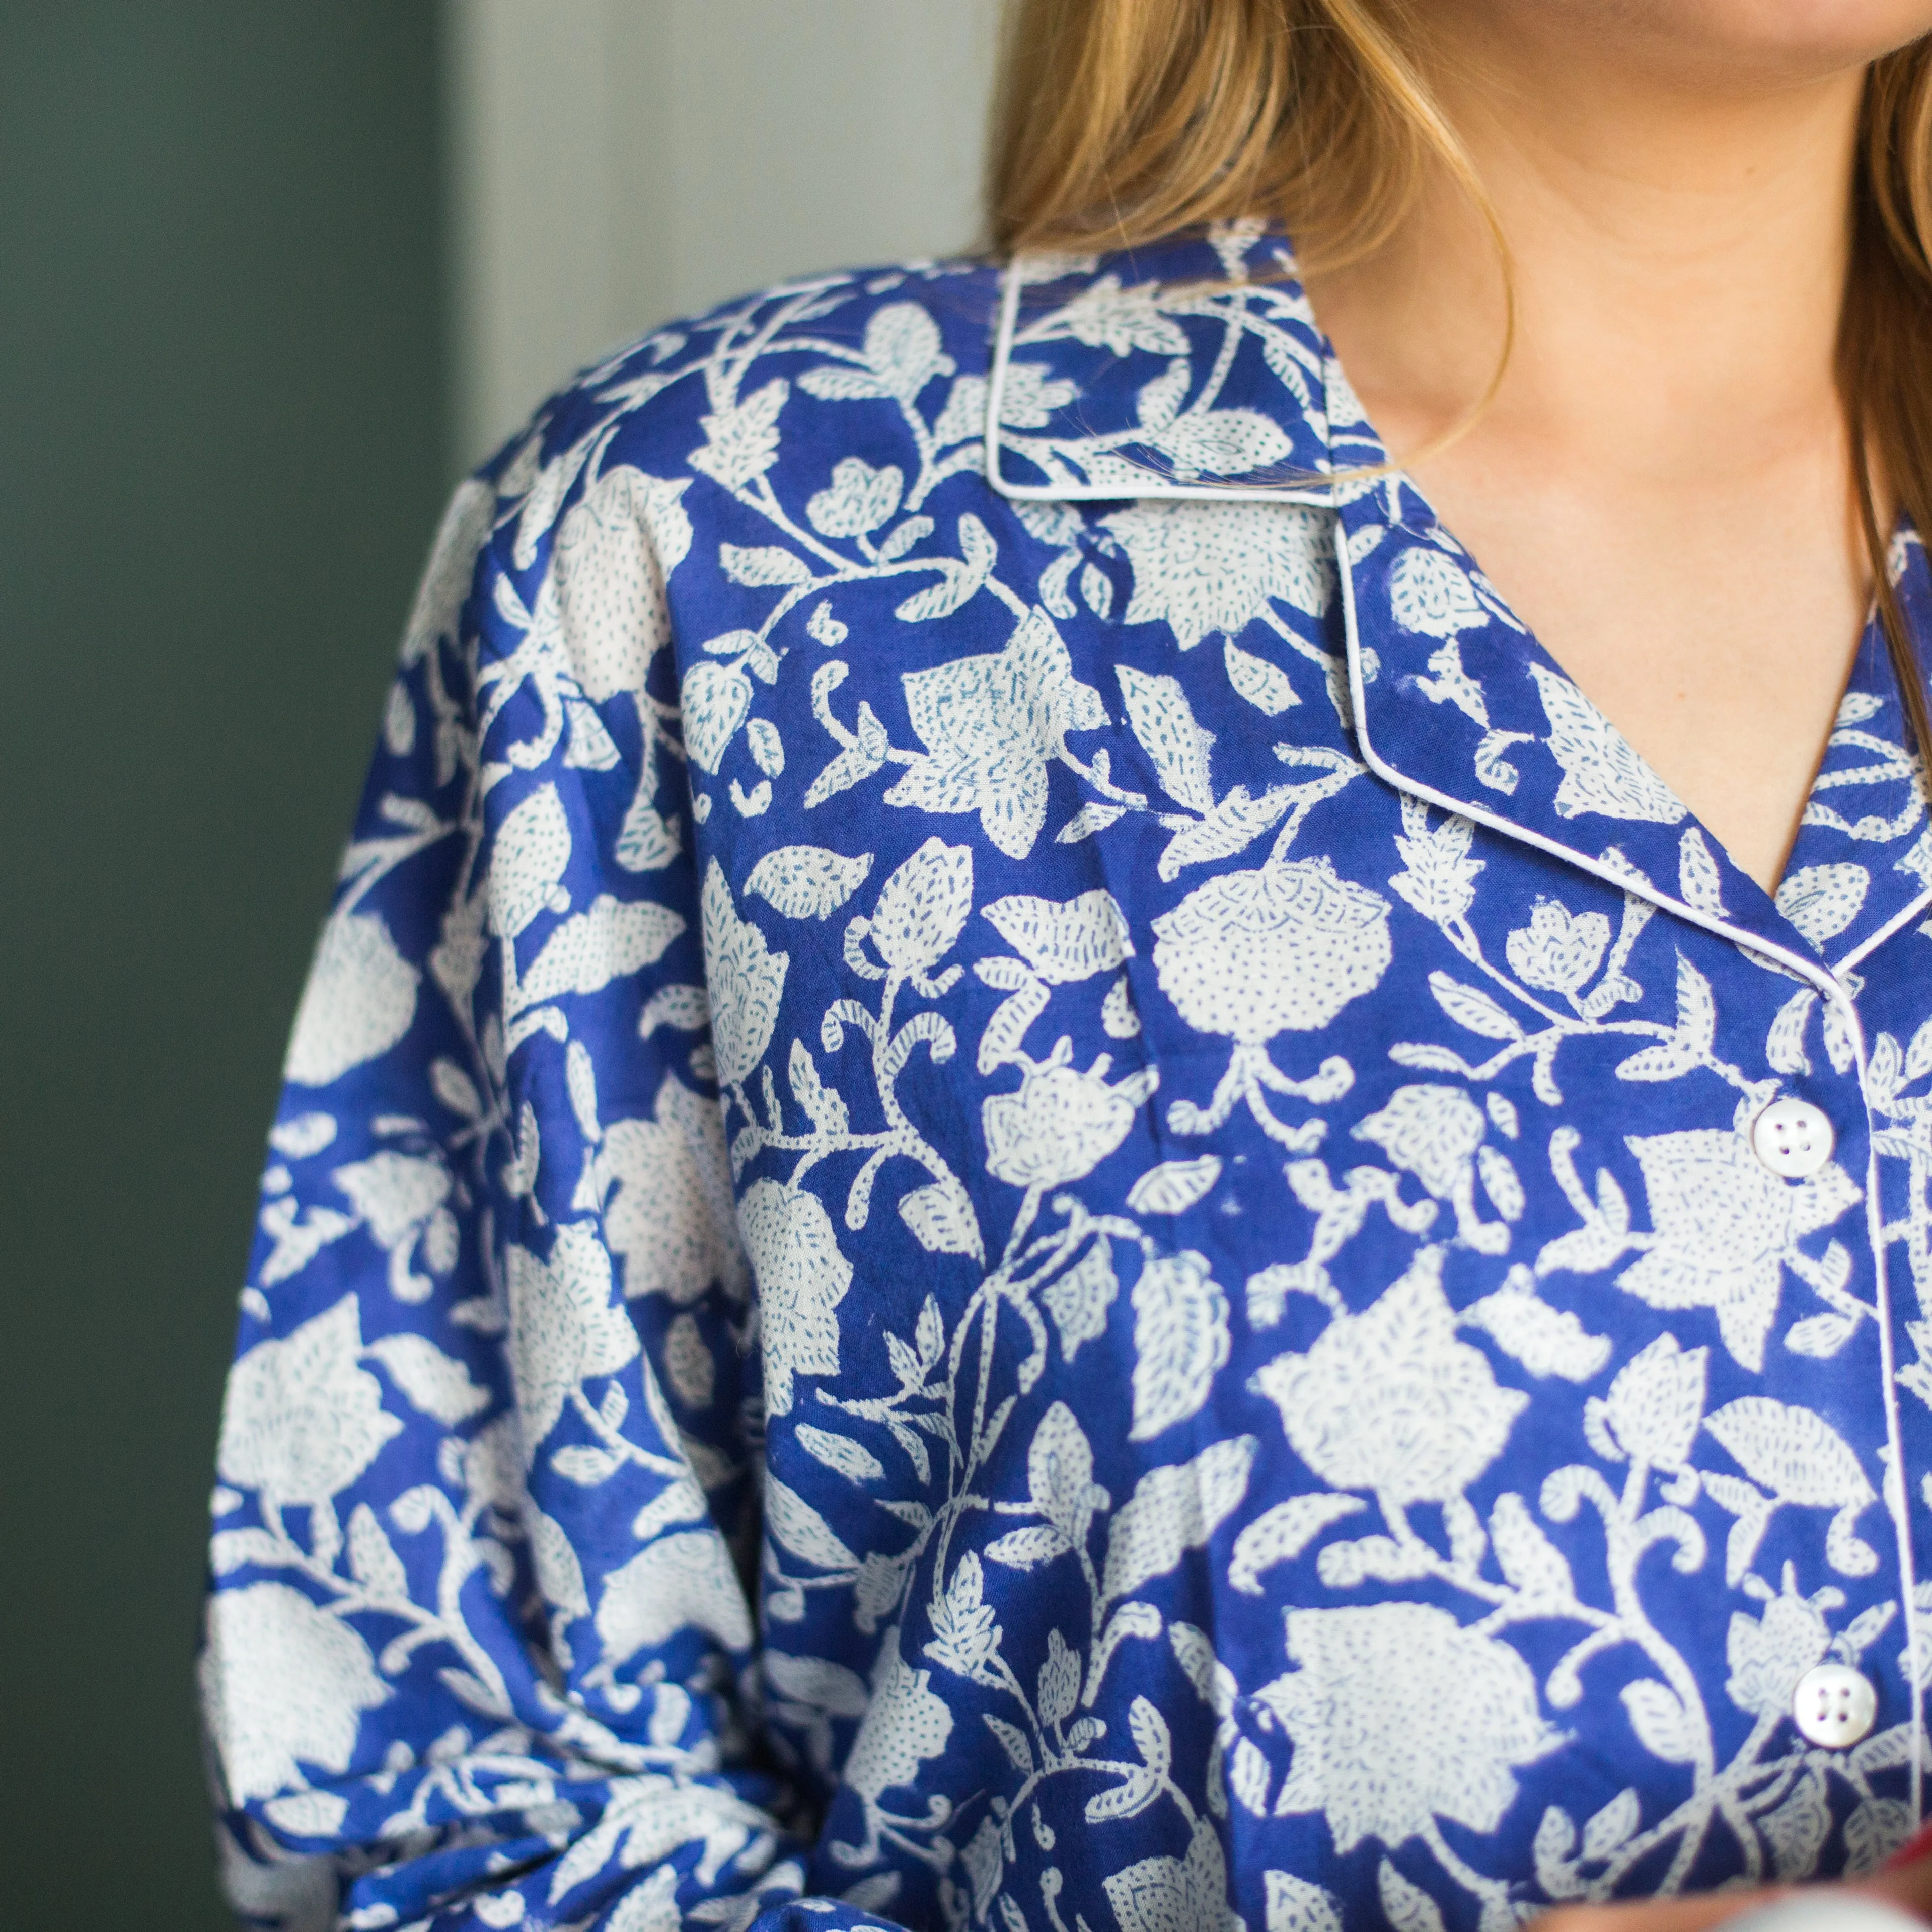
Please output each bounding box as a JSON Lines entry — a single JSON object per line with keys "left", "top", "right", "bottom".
{"left": 660, "top": 501, "right": 1932, "bottom": 1913}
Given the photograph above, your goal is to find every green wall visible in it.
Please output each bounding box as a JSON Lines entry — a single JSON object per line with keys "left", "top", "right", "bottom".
{"left": 0, "top": 6, "right": 446, "bottom": 1921}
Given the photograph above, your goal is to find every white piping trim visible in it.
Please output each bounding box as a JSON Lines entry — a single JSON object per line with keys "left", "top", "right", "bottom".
{"left": 1335, "top": 535, "right": 1845, "bottom": 1000}
{"left": 1339, "top": 535, "right": 1924, "bottom": 1806}
{"left": 1832, "top": 876, "right": 1932, "bottom": 978}
{"left": 987, "top": 257, "right": 1932, "bottom": 981}
{"left": 1842, "top": 1000, "right": 1926, "bottom": 1823}
{"left": 984, "top": 259, "right": 1336, "bottom": 507}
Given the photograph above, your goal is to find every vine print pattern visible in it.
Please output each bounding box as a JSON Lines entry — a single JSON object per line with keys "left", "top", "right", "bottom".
{"left": 205, "top": 230, "right": 1932, "bottom": 1932}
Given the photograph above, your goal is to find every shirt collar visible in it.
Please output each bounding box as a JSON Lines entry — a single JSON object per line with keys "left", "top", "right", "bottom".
{"left": 986, "top": 236, "right": 1932, "bottom": 986}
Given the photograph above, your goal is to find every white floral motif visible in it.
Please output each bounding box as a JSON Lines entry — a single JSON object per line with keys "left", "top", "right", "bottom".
{"left": 505, "top": 1222, "right": 642, "bottom": 1456}
{"left": 883, "top": 609, "right": 1107, "bottom": 859}
{"left": 1529, "top": 662, "right": 1686, "bottom": 824}
{"left": 1103, "top": 498, "right": 1334, "bottom": 647}
{"left": 284, "top": 911, "right": 419, "bottom": 1087}
{"left": 207, "top": 245, "right": 1932, "bottom": 1932}
{"left": 737, "top": 1180, "right": 851, "bottom": 1415}
{"left": 542, "top": 464, "right": 693, "bottom": 700}
{"left": 201, "top": 1582, "right": 390, "bottom": 1802}
{"left": 1351, "top": 1084, "right": 1509, "bottom": 1253}
{"left": 983, "top": 1051, "right": 1146, "bottom": 1190}
{"left": 837, "top": 1624, "right": 955, "bottom": 1859}
{"left": 699, "top": 860, "right": 788, "bottom": 1088}
{"left": 597, "top": 1075, "right": 749, "bottom": 1304}
{"left": 1258, "top": 1601, "right": 1558, "bottom": 1849}
{"left": 1252, "top": 1247, "right": 1527, "bottom": 1503}
{"left": 218, "top": 1297, "right": 402, "bottom": 1508}
{"left": 1615, "top": 1130, "right": 1861, "bottom": 1371}
{"left": 1387, "top": 547, "right": 1484, "bottom": 638}
{"left": 1102, "top": 1821, "right": 1231, "bottom": 1932}
{"left": 1152, "top": 857, "right": 1391, "bottom": 1043}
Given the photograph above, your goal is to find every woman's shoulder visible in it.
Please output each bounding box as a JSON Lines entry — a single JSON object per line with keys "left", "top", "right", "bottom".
{"left": 478, "top": 255, "right": 1005, "bottom": 532}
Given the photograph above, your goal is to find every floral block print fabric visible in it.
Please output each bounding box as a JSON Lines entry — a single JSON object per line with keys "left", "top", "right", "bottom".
{"left": 204, "top": 228, "right": 1932, "bottom": 1932}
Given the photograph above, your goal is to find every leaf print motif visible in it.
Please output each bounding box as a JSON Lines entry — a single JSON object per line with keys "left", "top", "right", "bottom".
{"left": 1228, "top": 1494, "right": 1367, "bottom": 1594}
{"left": 1620, "top": 1680, "right": 1700, "bottom": 1765}
{"left": 980, "top": 888, "right": 1134, "bottom": 983}
{"left": 1387, "top": 547, "right": 1485, "bottom": 637}
{"left": 1488, "top": 1493, "right": 1575, "bottom": 1603}
{"left": 857, "top": 302, "right": 953, "bottom": 402}
{"left": 1041, "top": 1237, "right": 1119, "bottom": 1360}
{"left": 504, "top": 1222, "right": 641, "bottom": 1457}
{"left": 1099, "top": 1435, "right": 1255, "bottom": 1603}
{"left": 1250, "top": 1247, "right": 1528, "bottom": 1504}
{"left": 1126, "top": 1157, "right": 1223, "bottom": 1216}
{"left": 687, "top": 377, "right": 788, "bottom": 490}
{"left": 1458, "top": 1288, "right": 1610, "bottom": 1383}
{"left": 1388, "top": 798, "right": 1482, "bottom": 925}
{"left": 1528, "top": 662, "right": 1687, "bottom": 824}
{"left": 745, "top": 845, "right": 874, "bottom": 921}
{"left": 867, "top": 837, "right": 974, "bottom": 973}
{"left": 1129, "top": 1250, "right": 1231, "bottom": 1440}
{"left": 545, "top": 467, "right": 692, "bottom": 701}
{"left": 593, "top": 1528, "right": 754, "bottom": 1660}
{"left": 1102, "top": 1821, "right": 1228, "bottom": 1932}
{"left": 200, "top": 1583, "right": 390, "bottom": 1802}
{"left": 1225, "top": 639, "right": 1300, "bottom": 715}
{"left": 284, "top": 910, "right": 420, "bottom": 1087}
{"left": 1703, "top": 1397, "right": 1879, "bottom": 1575}
{"left": 1118, "top": 664, "right": 1216, "bottom": 812}
{"left": 1052, "top": 273, "right": 1191, "bottom": 356}
{"left": 1259, "top": 1602, "right": 1558, "bottom": 1851}
{"left": 1027, "top": 1400, "right": 1104, "bottom": 1550}
{"left": 596, "top": 1074, "right": 748, "bottom": 1305}
{"left": 515, "top": 895, "right": 686, "bottom": 1010}
{"left": 1377, "top": 1863, "right": 1448, "bottom": 1932}
{"left": 698, "top": 861, "right": 788, "bottom": 1088}
{"left": 1776, "top": 863, "right": 1871, "bottom": 950}
{"left": 721, "top": 542, "right": 812, "bottom": 587}
{"left": 1264, "top": 1871, "right": 1345, "bottom": 1932}
{"left": 1152, "top": 856, "right": 1393, "bottom": 1043}
{"left": 766, "top": 1474, "right": 858, "bottom": 1570}
{"left": 1594, "top": 1333, "right": 1708, "bottom": 1469}
{"left": 737, "top": 1180, "right": 850, "bottom": 1415}
{"left": 361, "top": 1332, "right": 490, "bottom": 1424}
{"left": 681, "top": 660, "right": 754, "bottom": 775}
{"left": 1103, "top": 498, "right": 1334, "bottom": 647}
{"left": 1678, "top": 827, "right": 1725, "bottom": 916}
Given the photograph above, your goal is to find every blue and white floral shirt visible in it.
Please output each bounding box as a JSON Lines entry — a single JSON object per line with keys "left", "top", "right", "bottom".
{"left": 202, "top": 226, "right": 1932, "bottom": 1932}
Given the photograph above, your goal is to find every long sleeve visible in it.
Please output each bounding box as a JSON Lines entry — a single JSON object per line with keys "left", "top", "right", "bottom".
{"left": 200, "top": 417, "right": 843, "bottom": 1932}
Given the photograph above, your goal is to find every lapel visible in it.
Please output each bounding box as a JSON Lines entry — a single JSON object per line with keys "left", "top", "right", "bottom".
{"left": 986, "top": 235, "right": 1932, "bottom": 993}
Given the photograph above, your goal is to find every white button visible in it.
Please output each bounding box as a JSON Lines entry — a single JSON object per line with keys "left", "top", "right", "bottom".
{"left": 1790, "top": 1662, "right": 1876, "bottom": 1748}
{"left": 1751, "top": 1098, "right": 1835, "bottom": 1179}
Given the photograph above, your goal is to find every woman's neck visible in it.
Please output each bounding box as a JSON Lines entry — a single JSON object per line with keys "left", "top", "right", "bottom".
{"left": 1305, "top": 22, "right": 1863, "bottom": 482}
{"left": 1300, "top": 12, "right": 1892, "bottom": 894}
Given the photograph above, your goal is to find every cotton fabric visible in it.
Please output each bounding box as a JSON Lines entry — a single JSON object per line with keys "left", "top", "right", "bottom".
{"left": 203, "top": 227, "right": 1932, "bottom": 1932}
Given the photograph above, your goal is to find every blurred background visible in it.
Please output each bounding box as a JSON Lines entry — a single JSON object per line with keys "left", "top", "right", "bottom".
{"left": 0, "top": 5, "right": 995, "bottom": 1922}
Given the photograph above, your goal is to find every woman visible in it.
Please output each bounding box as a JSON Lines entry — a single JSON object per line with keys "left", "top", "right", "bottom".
{"left": 198, "top": 2, "right": 1932, "bottom": 1927}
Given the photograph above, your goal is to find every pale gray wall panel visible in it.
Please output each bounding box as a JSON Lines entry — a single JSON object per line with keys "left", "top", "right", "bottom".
{"left": 448, "top": 0, "right": 999, "bottom": 467}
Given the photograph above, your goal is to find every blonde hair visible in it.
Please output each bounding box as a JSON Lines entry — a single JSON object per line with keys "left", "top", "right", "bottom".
{"left": 988, "top": 0, "right": 1932, "bottom": 767}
